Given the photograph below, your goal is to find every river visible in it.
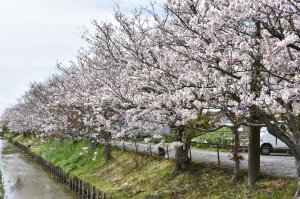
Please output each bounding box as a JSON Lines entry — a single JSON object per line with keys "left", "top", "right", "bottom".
{"left": 0, "top": 138, "right": 78, "bottom": 199}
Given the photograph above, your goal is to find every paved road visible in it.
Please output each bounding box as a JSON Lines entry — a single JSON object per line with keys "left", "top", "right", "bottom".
{"left": 113, "top": 141, "right": 296, "bottom": 177}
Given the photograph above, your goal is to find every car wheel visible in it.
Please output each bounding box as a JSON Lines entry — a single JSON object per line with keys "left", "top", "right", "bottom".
{"left": 261, "top": 144, "right": 272, "bottom": 155}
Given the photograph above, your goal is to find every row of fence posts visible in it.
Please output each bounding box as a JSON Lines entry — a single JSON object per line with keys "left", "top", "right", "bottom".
{"left": 12, "top": 141, "right": 107, "bottom": 199}
{"left": 116, "top": 140, "right": 227, "bottom": 167}
{"left": 117, "top": 140, "right": 172, "bottom": 159}
{"left": 190, "top": 142, "right": 249, "bottom": 167}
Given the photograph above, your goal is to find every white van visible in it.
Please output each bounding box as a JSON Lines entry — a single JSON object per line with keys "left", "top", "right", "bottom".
{"left": 260, "top": 127, "right": 289, "bottom": 155}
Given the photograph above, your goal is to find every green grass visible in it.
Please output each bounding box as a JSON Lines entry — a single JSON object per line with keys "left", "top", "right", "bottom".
{"left": 192, "top": 128, "right": 249, "bottom": 152}
{"left": 12, "top": 134, "right": 296, "bottom": 199}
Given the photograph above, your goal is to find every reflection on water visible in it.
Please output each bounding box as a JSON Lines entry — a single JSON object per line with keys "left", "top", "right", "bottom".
{"left": 0, "top": 138, "right": 78, "bottom": 199}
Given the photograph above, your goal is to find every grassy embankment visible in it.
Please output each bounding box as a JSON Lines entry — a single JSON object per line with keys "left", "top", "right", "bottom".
{"left": 11, "top": 134, "right": 296, "bottom": 199}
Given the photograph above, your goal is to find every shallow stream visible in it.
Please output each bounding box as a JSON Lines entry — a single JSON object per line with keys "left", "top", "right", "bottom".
{"left": 0, "top": 138, "right": 78, "bottom": 199}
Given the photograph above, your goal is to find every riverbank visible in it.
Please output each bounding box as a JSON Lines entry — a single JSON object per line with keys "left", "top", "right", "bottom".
{"left": 10, "top": 134, "right": 297, "bottom": 199}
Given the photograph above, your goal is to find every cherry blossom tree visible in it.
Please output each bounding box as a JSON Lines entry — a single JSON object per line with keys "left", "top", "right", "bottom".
{"left": 156, "top": 0, "right": 300, "bottom": 195}
{"left": 2, "top": 1, "right": 300, "bottom": 196}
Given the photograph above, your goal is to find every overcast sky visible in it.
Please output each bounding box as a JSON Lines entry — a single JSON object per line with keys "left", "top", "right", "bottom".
{"left": 0, "top": 0, "right": 164, "bottom": 114}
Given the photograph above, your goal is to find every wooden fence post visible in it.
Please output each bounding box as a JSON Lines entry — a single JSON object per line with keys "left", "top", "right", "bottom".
{"left": 78, "top": 179, "right": 82, "bottom": 195}
{"left": 82, "top": 181, "right": 85, "bottom": 198}
{"left": 217, "top": 144, "right": 221, "bottom": 167}
{"left": 95, "top": 189, "right": 99, "bottom": 199}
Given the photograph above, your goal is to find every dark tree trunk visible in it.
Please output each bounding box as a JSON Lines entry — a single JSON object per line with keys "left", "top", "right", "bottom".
{"left": 247, "top": 21, "right": 263, "bottom": 185}
{"left": 174, "top": 127, "right": 191, "bottom": 171}
{"left": 104, "top": 142, "right": 112, "bottom": 162}
{"left": 175, "top": 145, "right": 190, "bottom": 171}
{"left": 230, "top": 128, "right": 240, "bottom": 183}
{"left": 292, "top": 141, "right": 300, "bottom": 199}
{"left": 24, "top": 132, "right": 31, "bottom": 138}
{"left": 294, "top": 157, "right": 300, "bottom": 199}
{"left": 248, "top": 125, "right": 261, "bottom": 185}
{"left": 104, "top": 131, "right": 112, "bottom": 162}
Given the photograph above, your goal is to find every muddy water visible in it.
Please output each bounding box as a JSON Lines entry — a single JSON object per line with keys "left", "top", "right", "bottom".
{"left": 0, "top": 138, "right": 78, "bottom": 199}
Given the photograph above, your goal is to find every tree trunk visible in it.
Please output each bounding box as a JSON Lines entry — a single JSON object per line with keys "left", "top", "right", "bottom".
{"left": 104, "top": 142, "right": 112, "bottom": 162}
{"left": 231, "top": 158, "right": 240, "bottom": 183}
{"left": 97, "top": 131, "right": 112, "bottom": 163}
{"left": 248, "top": 21, "right": 262, "bottom": 185}
{"left": 24, "top": 132, "right": 31, "bottom": 138}
{"left": 174, "top": 127, "right": 191, "bottom": 171}
{"left": 231, "top": 128, "right": 240, "bottom": 183}
{"left": 175, "top": 145, "right": 190, "bottom": 171}
{"left": 294, "top": 157, "right": 300, "bottom": 199}
{"left": 248, "top": 125, "right": 261, "bottom": 185}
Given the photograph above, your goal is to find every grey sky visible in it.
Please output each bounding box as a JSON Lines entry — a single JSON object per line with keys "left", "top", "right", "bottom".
{"left": 0, "top": 0, "right": 164, "bottom": 114}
